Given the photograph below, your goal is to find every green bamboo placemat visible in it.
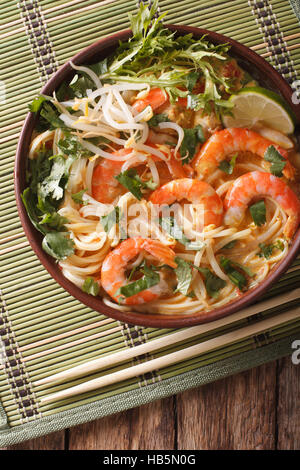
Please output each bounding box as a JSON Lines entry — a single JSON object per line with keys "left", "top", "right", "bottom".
{"left": 1, "top": 0, "right": 300, "bottom": 446}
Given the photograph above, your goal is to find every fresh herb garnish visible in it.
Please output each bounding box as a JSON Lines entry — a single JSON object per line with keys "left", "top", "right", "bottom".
{"left": 116, "top": 263, "right": 160, "bottom": 299}
{"left": 257, "top": 240, "right": 284, "bottom": 259}
{"left": 222, "top": 240, "right": 237, "bottom": 250}
{"left": 180, "top": 125, "right": 205, "bottom": 164}
{"left": 58, "top": 134, "right": 92, "bottom": 158}
{"left": 173, "top": 258, "right": 225, "bottom": 298}
{"left": 218, "top": 153, "right": 238, "bottom": 175}
{"left": 186, "top": 71, "right": 200, "bottom": 92}
{"left": 249, "top": 200, "right": 266, "bottom": 226}
{"left": 147, "top": 113, "right": 170, "bottom": 127}
{"left": 264, "top": 145, "right": 286, "bottom": 177}
{"left": 97, "top": 0, "right": 233, "bottom": 114}
{"left": 28, "top": 95, "right": 65, "bottom": 131}
{"left": 42, "top": 232, "right": 75, "bottom": 260}
{"left": 101, "top": 207, "right": 121, "bottom": 232}
{"left": 71, "top": 189, "right": 88, "bottom": 205}
{"left": 28, "top": 95, "right": 49, "bottom": 113}
{"left": 174, "top": 257, "right": 193, "bottom": 296}
{"left": 220, "top": 256, "right": 253, "bottom": 291}
{"left": 82, "top": 277, "right": 100, "bottom": 296}
{"left": 193, "top": 266, "right": 226, "bottom": 298}
{"left": 115, "top": 168, "right": 157, "bottom": 200}
{"left": 159, "top": 216, "right": 205, "bottom": 250}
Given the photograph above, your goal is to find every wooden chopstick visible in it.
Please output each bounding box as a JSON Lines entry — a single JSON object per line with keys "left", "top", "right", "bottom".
{"left": 34, "top": 288, "right": 300, "bottom": 387}
{"left": 39, "top": 305, "right": 300, "bottom": 404}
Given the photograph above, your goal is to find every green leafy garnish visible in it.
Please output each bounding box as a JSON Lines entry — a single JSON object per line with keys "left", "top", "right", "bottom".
{"left": 28, "top": 95, "right": 49, "bottom": 113}
{"left": 264, "top": 145, "right": 286, "bottom": 177}
{"left": 40, "top": 102, "right": 65, "bottom": 130}
{"left": 249, "top": 200, "right": 266, "bottom": 226}
{"left": 220, "top": 257, "right": 253, "bottom": 291}
{"left": 101, "top": 207, "right": 121, "bottom": 232}
{"left": 69, "top": 73, "right": 95, "bottom": 99}
{"left": 39, "top": 211, "right": 69, "bottom": 229}
{"left": 71, "top": 189, "right": 88, "bottom": 205}
{"left": 42, "top": 232, "right": 74, "bottom": 260}
{"left": 174, "top": 257, "right": 193, "bottom": 296}
{"left": 38, "top": 154, "right": 74, "bottom": 201}
{"left": 82, "top": 277, "right": 100, "bottom": 296}
{"left": 186, "top": 71, "right": 200, "bottom": 92}
{"left": 58, "top": 134, "right": 92, "bottom": 158}
{"left": 159, "top": 216, "right": 205, "bottom": 250}
{"left": 193, "top": 266, "right": 226, "bottom": 298}
{"left": 218, "top": 153, "right": 238, "bottom": 175}
{"left": 222, "top": 240, "right": 237, "bottom": 250}
{"left": 180, "top": 125, "right": 205, "bottom": 163}
{"left": 97, "top": 0, "right": 233, "bottom": 114}
{"left": 257, "top": 240, "right": 284, "bottom": 259}
{"left": 116, "top": 263, "right": 160, "bottom": 299}
{"left": 147, "top": 113, "right": 170, "bottom": 127}
{"left": 115, "top": 168, "right": 157, "bottom": 200}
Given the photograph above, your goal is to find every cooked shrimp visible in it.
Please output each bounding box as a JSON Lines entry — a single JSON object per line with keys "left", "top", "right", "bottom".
{"left": 92, "top": 145, "right": 191, "bottom": 203}
{"left": 92, "top": 149, "right": 131, "bottom": 203}
{"left": 149, "top": 178, "right": 223, "bottom": 227}
{"left": 101, "top": 237, "right": 177, "bottom": 305}
{"left": 132, "top": 88, "right": 168, "bottom": 113}
{"left": 194, "top": 128, "right": 295, "bottom": 180}
{"left": 224, "top": 171, "right": 300, "bottom": 239}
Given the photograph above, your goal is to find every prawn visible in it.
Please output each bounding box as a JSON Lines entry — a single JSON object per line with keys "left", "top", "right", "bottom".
{"left": 224, "top": 171, "right": 300, "bottom": 239}
{"left": 92, "top": 149, "right": 131, "bottom": 204}
{"left": 101, "top": 237, "right": 177, "bottom": 305}
{"left": 149, "top": 178, "right": 223, "bottom": 227}
{"left": 132, "top": 88, "right": 168, "bottom": 113}
{"left": 194, "top": 128, "right": 295, "bottom": 180}
{"left": 92, "top": 145, "right": 190, "bottom": 204}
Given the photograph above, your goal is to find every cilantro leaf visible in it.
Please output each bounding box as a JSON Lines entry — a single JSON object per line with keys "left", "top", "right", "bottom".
{"left": 28, "top": 95, "right": 50, "bottom": 113}
{"left": 58, "top": 135, "right": 92, "bottom": 158}
{"left": 147, "top": 113, "right": 170, "bottom": 127}
{"left": 218, "top": 153, "right": 238, "bottom": 175}
{"left": 39, "top": 211, "right": 68, "bottom": 229}
{"left": 69, "top": 73, "right": 95, "bottom": 98}
{"left": 193, "top": 266, "right": 226, "bottom": 298}
{"left": 174, "top": 257, "right": 193, "bottom": 296}
{"left": 264, "top": 145, "right": 286, "bottom": 177}
{"left": 115, "top": 168, "right": 157, "bottom": 200}
{"left": 180, "top": 125, "right": 205, "bottom": 164}
{"left": 101, "top": 207, "right": 121, "bottom": 232}
{"left": 38, "top": 154, "right": 74, "bottom": 201}
{"left": 186, "top": 71, "right": 199, "bottom": 92}
{"left": 82, "top": 277, "right": 100, "bottom": 296}
{"left": 40, "top": 102, "right": 65, "bottom": 129}
{"left": 220, "top": 257, "right": 253, "bottom": 291}
{"left": 257, "top": 240, "right": 284, "bottom": 259}
{"left": 21, "top": 188, "right": 47, "bottom": 235}
{"left": 222, "top": 240, "right": 237, "bottom": 250}
{"left": 249, "top": 200, "right": 266, "bottom": 227}
{"left": 116, "top": 263, "right": 160, "bottom": 299}
{"left": 42, "top": 232, "right": 74, "bottom": 260}
{"left": 71, "top": 189, "right": 88, "bottom": 205}
{"left": 159, "top": 216, "right": 205, "bottom": 250}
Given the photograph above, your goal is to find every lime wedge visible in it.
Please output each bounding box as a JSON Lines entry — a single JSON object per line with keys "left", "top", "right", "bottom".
{"left": 222, "top": 87, "right": 296, "bottom": 134}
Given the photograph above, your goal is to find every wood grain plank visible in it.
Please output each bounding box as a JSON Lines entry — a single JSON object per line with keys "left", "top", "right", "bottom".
{"left": 277, "top": 356, "right": 300, "bottom": 450}
{"left": 68, "top": 397, "right": 175, "bottom": 450}
{"left": 176, "top": 362, "right": 277, "bottom": 450}
{"left": 7, "top": 430, "right": 65, "bottom": 450}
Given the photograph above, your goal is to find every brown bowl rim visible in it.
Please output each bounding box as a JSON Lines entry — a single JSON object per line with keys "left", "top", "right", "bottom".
{"left": 14, "top": 24, "right": 300, "bottom": 328}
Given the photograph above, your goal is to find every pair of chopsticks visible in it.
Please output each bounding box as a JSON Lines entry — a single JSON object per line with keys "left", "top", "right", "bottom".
{"left": 36, "top": 288, "right": 300, "bottom": 404}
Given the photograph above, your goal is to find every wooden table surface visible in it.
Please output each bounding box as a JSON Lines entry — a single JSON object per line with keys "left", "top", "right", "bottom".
{"left": 4, "top": 357, "right": 299, "bottom": 450}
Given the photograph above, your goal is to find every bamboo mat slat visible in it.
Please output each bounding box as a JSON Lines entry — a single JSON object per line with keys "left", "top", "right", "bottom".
{"left": 0, "top": 0, "right": 300, "bottom": 446}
